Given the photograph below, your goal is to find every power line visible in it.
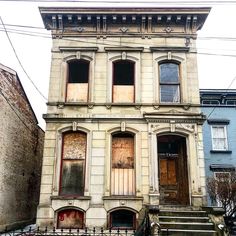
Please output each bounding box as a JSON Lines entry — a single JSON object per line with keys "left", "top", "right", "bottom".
{"left": 0, "top": 17, "right": 47, "bottom": 100}
{"left": 1, "top": 27, "right": 236, "bottom": 59}
{"left": 0, "top": 0, "right": 235, "bottom": 4}
{"left": 2, "top": 23, "right": 236, "bottom": 42}
{"left": 207, "top": 75, "right": 236, "bottom": 119}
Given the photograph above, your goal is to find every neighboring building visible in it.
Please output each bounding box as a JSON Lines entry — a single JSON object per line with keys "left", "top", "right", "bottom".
{"left": 0, "top": 63, "right": 44, "bottom": 231}
{"left": 200, "top": 89, "right": 236, "bottom": 202}
{"left": 37, "top": 7, "right": 211, "bottom": 231}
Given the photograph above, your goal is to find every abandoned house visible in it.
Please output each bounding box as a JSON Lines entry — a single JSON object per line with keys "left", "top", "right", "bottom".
{"left": 0, "top": 63, "right": 44, "bottom": 232}
{"left": 37, "top": 7, "right": 223, "bottom": 235}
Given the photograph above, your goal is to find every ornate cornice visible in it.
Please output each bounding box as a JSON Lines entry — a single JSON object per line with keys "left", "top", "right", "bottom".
{"left": 40, "top": 7, "right": 210, "bottom": 37}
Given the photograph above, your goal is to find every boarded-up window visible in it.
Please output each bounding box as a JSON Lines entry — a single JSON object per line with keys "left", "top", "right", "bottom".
{"left": 110, "top": 210, "right": 135, "bottom": 229}
{"left": 66, "top": 60, "right": 89, "bottom": 102}
{"left": 111, "top": 133, "right": 135, "bottom": 195}
{"left": 113, "top": 60, "right": 135, "bottom": 103}
{"left": 159, "top": 62, "right": 180, "bottom": 103}
{"left": 60, "top": 132, "right": 86, "bottom": 195}
{"left": 57, "top": 209, "right": 84, "bottom": 229}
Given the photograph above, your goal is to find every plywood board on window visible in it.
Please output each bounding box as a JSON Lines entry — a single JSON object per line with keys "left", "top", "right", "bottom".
{"left": 113, "top": 85, "right": 134, "bottom": 103}
{"left": 111, "top": 168, "right": 135, "bottom": 195}
{"left": 63, "top": 133, "right": 86, "bottom": 160}
{"left": 58, "top": 209, "right": 84, "bottom": 228}
{"left": 112, "top": 137, "right": 134, "bottom": 168}
{"left": 67, "top": 83, "right": 88, "bottom": 102}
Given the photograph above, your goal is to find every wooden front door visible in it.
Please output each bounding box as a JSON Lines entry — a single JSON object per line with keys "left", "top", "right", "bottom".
{"left": 158, "top": 135, "right": 189, "bottom": 205}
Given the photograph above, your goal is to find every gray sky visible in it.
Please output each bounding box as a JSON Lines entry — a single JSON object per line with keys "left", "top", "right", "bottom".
{"left": 0, "top": 1, "right": 236, "bottom": 129}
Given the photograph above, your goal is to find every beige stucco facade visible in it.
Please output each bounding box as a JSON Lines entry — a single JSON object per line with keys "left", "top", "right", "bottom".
{"left": 37, "top": 7, "right": 210, "bottom": 229}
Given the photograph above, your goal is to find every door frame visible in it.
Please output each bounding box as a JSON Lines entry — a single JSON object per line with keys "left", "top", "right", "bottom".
{"left": 157, "top": 134, "right": 190, "bottom": 205}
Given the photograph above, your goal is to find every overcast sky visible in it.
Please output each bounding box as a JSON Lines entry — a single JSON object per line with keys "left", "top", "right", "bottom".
{"left": 0, "top": 1, "right": 236, "bottom": 129}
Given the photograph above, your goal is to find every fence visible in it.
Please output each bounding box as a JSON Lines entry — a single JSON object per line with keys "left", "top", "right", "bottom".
{"left": 1, "top": 227, "right": 143, "bottom": 236}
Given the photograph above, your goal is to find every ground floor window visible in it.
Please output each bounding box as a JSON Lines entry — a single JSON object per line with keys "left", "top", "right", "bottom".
{"left": 110, "top": 209, "right": 135, "bottom": 229}
{"left": 57, "top": 209, "right": 84, "bottom": 229}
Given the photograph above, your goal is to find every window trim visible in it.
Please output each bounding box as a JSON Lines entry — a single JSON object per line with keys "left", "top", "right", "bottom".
{"left": 210, "top": 125, "right": 229, "bottom": 151}
{"left": 158, "top": 61, "right": 181, "bottom": 104}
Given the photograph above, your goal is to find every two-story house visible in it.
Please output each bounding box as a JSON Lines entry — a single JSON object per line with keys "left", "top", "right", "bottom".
{"left": 200, "top": 89, "right": 236, "bottom": 202}
{"left": 37, "top": 7, "right": 212, "bottom": 232}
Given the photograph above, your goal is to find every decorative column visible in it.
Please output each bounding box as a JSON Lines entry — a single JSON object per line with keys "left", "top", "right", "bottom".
{"left": 148, "top": 124, "right": 160, "bottom": 205}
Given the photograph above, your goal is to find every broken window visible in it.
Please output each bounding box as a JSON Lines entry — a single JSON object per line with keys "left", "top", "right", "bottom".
{"left": 60, "top": 132, "right": 86, "bottom": 196}
{"left": 110, "top": 209, "right": 135, "bottom": 229}
{"left": 111, "top": 132, "right": 135, "bottom": 195}
{"left": 66, "top": 59, "right": 89, "bottom": 102}
{"left": 57, "top": 209, "right": 84, "bottom": 229}
{"left": 113, "top": 60, "right": 135, "bottom": 103}
{"left": 159, "top": 62, "right": 180, "bottom": 103}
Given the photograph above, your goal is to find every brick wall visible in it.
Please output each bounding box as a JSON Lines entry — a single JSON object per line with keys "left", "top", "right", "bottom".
{"left": 0, "top": 64, "right": 44, "bottom": 232}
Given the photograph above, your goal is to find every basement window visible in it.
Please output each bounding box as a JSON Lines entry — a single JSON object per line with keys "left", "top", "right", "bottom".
{"left": 66, "top": 59, "right": 89, "bottom": 102}
{"left": 60, "top": 132, "right": 87, "bottom": 196}
{"left": 110, "top": 209, "right": 135, "bottom": 229}
{"left": 113, "top": 60, "right": 135, "bottom": 103}
{"left": 57, "top": 209, "right": 84, "bottom": 229}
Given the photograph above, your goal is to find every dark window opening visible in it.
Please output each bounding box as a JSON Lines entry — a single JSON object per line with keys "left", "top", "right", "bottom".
{"left": 110, "top": 210, "right": 135, "bottom": 229}
{"left": 68, "top": 60, "right": 89, "bottom": 83}
{"left": 60, "top": 132, "right": 86, "bottom": 196}
{"left": 57, "top": 209, "right": 84, "bottom": 229}
{"left": 113, "top": 60, "right": 134, "bottom": 85}
{"left": 159, "top": 62, "right": 180, "bottom": 103}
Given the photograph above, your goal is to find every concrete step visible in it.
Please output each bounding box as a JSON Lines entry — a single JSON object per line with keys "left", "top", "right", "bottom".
{"left": 160, "top": 228, "right": 217, "bottom": 236}
{"left": 159, "top": 216, "right": 210, "bottom": 223}
{"left": 160, "top": 221, "right": 215, "bottom": 230}
{"left": 159, "top": 210, "right": 208, "bottom": 217}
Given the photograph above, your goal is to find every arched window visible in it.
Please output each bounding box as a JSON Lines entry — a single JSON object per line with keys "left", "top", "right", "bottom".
{"left": 66, "top": 59, "right": 89, "bottom": 102}
{"left": 57, "top": 209, "right": 84, "bottom": 229}
{"left": 111, "top": 132, "right": 135, "bottom": 195}
{"left": 110, "top": 209, "right": 136, "bottom": 229}
{"left": 60, "top": 132, "right": 87, "bottom": 196}
{"left": 159, "top": 62, "right": 180, "bottom": 103}
{"left": 113, "top": 60, "right": 135, "bottom": 102}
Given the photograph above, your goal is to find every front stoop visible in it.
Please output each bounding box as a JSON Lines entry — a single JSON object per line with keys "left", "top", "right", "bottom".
{"left": 159, "top": 209, "right": 217, "bottom": 236}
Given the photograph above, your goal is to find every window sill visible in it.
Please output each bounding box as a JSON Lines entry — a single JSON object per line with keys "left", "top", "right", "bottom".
{"left": 210, "top": 150, "right": 232, "bottom": 154}
{"left": 103, "top": 196, "right": 143, "bottom": 201}
{"left": 51, "top": 196, "right": 91, "bottom": 200}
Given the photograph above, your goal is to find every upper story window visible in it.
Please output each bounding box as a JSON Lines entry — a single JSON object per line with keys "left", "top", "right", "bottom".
{"left": 159, "top": 62, "right": 180, "bottom": 103}
{"left": 60, "top": 132, "right": 87, "bottom": 196}
{"left": 113, "top": 60, "right": 135, "bottom": 103}
{"left": 226, "top": 100, "right": 236, "bottom": 106}
{"left": 202, "top": 100, "right": 220, "bottom": 105}
{"left": 211, "top": 125, "right": 228, "bottom": 151}
{"left": 66, "top": 59, "right": 89, "bottom": 102}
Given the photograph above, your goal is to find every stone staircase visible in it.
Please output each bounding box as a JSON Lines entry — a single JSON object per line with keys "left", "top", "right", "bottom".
{"left": 159, "top": 208, "right": 217, "bottom": 236}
